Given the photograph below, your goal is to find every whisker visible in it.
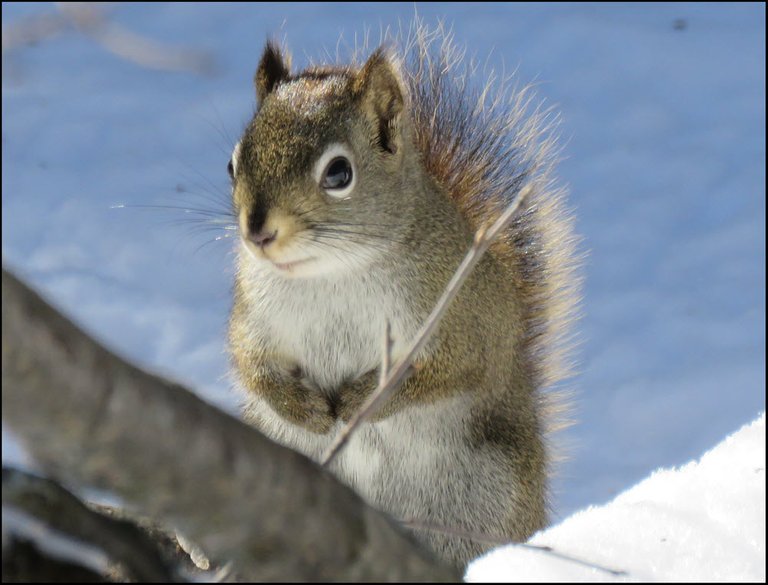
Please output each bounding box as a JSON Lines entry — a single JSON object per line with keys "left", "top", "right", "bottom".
{"left": 309, "top": 233, "right": 391, "bottom": 256}
{"left": 113, "top": 203, "right": 231, "bottom": 218}
{"left": 179, "top": 160, "right": 233, "bottom": 199}
{"left": 311, "top": 230, "right": 390, "bottom": 248}
{"left": 192, "top": 233, "right": 236, "bottom": 256}
{"left": 312, "top": 226, "right": 403, "bottom": 246}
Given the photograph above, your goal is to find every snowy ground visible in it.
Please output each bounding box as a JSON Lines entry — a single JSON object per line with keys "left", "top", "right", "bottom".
{"left": 2, "top": 2, "right": 765, "bottom": 580}
{"left": 468, "top": 413, "right": 765, "bottom": 582}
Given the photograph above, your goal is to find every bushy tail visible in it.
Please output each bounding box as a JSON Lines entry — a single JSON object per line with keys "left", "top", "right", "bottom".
{"left": 398, "top": 21, "right": 582, "bottom": 443}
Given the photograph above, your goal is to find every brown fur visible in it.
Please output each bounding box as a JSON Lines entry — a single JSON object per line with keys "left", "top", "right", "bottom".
{"left": 400, "top": 26, "right": 581, "bottom": 423}
{"left": 228, "top": 22, "right": 581, "bottom": 568}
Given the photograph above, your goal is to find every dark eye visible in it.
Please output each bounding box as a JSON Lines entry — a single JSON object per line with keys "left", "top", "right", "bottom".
{"left": 227, "top": 159, "right": 234, "bottom": 180}
{"left": 321, "top": 157, "right": 353, "bottom": 191}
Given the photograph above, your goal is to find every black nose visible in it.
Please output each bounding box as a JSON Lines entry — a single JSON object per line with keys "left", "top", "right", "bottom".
{"left": 247, "top": 204, "right": 268, "bottom": 235}
{"left": 246, "top": 204, "right": 276, "bottom": 248}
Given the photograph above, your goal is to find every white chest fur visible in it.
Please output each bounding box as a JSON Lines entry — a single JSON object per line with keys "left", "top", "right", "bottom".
{"left": 238, "top": 258, "right": 420, "bottom": 392}
{"left": 235, "top": 256, "right": 512, "bottom": 552}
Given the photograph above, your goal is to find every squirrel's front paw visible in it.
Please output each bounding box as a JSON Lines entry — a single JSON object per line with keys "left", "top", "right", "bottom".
{"left": 336, "top": 390, "right": 367, "bottom": 422}
{"left": 294, "top": 391, "right": 336, "bottom": 435}
{"left": 336, "top": 370, "right": 381, "bottom": 422}
{"left": 269, "top": 366, "right": 336, "bottom": 434}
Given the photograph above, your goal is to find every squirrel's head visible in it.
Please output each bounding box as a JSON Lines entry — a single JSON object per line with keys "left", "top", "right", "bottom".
{"left": 232, "top": 42, "right": 416, "bottom": 279}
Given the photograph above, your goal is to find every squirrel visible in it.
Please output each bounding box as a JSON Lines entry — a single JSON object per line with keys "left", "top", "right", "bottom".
{"left": 227, "top": 25, "right": 580, "bottom": 568}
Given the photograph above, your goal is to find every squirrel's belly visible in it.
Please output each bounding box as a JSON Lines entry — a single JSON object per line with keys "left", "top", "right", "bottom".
{"left": 335, "top": 402, "right": 474, "bottom": 511}
{"left": 248, "top": 392, "right": 479, "bottom": 519}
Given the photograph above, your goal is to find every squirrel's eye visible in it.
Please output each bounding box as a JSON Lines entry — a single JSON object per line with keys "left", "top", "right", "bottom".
{"left": 321, "top": 157, "right": 353, "bottom": 191}
{"left": 227, "top": 159, "right": 235, "bottom": 180}
{"left": 314, "top": 144, "right": 356, "bottom": 199}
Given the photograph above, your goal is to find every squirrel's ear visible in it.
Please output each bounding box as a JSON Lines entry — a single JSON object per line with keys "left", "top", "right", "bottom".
{"left": 255, "top": 41, "right": 291, "bottom": 104}
{"left": 352, "top": 49, "right": 404, "bottom": 155}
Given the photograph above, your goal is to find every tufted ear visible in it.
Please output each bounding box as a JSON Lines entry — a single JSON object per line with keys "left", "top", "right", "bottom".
{"left": 352, "top": 49, "right": 405, "bottom": 155}
{"left": 254, "top": 41, "right": 291, "bottom": 104}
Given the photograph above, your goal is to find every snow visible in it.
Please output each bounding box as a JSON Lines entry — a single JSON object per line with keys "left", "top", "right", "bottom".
{"left": 466, "top": 413, "right": 765, "bottom": 582}
{"left": 2, "top": 2, "right": 765, "bottom": 580}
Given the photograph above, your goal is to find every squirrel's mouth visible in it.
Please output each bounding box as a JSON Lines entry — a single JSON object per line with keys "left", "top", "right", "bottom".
{"left": 240, "top": 239, "right": 317, "bottom": 274}
{"left": 269, "top": 257, "right": 315, "bottom": 273}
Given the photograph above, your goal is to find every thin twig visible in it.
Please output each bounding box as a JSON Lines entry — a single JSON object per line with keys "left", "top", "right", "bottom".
{"left": 322, "top": 323, "right": 395, "bottom": 469}
{"left": 401, "top": 518, "right": 628, "bottom": 577}
{"left": 379, "top": 320, "right": 393, "bottom": 387}
{"left": 321, "top": 184, "right": 532, "bottom": 467}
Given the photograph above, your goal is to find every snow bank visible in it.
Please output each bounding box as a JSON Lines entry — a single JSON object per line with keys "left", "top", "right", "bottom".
{"left": 466, "top": 413, "right": 766, "bottom": 582}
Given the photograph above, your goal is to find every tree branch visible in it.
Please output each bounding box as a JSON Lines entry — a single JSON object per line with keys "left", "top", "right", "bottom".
{"left": 2, "top": 467, "right": 180, "bottom": 582}
{"left": 1, "top": 266, "right": 459, "bottom": 582}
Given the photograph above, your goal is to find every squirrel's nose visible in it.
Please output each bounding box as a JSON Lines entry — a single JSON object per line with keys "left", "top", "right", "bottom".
{"left": 249, "top": 229, "right": 277, "bottom": 248}
{"left": 245, "top": 204, "right": 276, "bottom": 248}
